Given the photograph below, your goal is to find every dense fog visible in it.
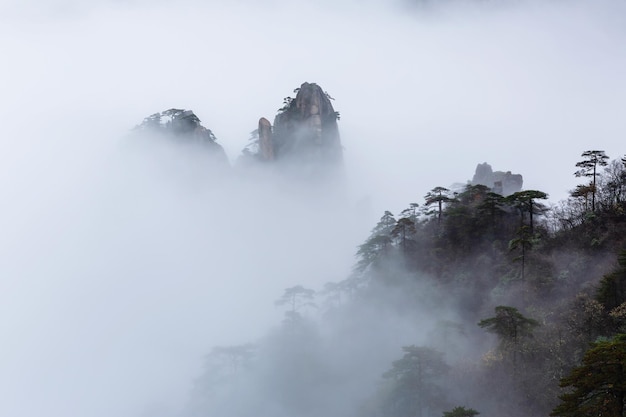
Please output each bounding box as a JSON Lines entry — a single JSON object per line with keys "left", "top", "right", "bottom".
{"left": 1, "top": 0, "right": 625, "bottom": 416}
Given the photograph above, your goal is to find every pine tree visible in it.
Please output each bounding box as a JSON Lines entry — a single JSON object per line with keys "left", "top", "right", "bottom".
{"left": 478, "top": 306, "right": 539, "bottom": 370}
{"left": 575, "top": 150, "right": 609, "bottom": 212}
{"left": 551, "top": 334, "right": 626, "bottom": 417}
{"left": 382, "top": 345, "right": 449, "bottom": 417}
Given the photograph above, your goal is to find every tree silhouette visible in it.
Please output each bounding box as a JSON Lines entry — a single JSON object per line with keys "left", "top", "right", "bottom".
{"left": 596, "top": 250, "right": 626, "bottom": 311}
{"left": 509, "top": 225, "right": 534, "bottom": 281}
{"left": 355, "top": 211, "right": 396, "bottom": 272}
{"left": 570, "top": 184, "right": 594, "bottom": 212}
{"left": 505, "top": 190, "right": 548, "bottom": 234}
{"left": 208, "top": 344, "right": 256, "bottom": 375}
{"left": 382, "top": 345, "right": 449, "bottom": 417}
{"left": 275, "top": 285, "right": 316, "bottom": 313}
{"left": 575, "top": 150, "right": 609, "bottom": 212}
{"left": 478, "top": 306, "right": 539, "bottom": 369}
{"left": 551, "top": 334, "right": 626, "bottom": 417}
{"left": 442, "top": 406, "right": 480, "bottom": 417}
{"left": 425, "top": 187, "right": 454, "bottom": 225}
{"left": 597, "top": 158, "right": 626, "bottom": 211}
{"left": 391, "top": 217, "right": 417, "bottom": 252}
{"left": 476, "top": 191, "right": 506, "bottom": 236}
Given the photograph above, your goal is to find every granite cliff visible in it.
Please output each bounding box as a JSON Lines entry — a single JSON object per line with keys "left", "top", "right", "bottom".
{"left": 134, "top": 83, "right": 343, "bottom": 180}
{"left": 471, "top": 162, "right": 523, "bottom": 196}
{"left": 241, "top": 82, "right": 343, "bottom": 179}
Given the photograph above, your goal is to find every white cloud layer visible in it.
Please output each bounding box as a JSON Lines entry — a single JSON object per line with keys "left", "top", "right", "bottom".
{"left": 1, "top": 1, "right": 625, "bottom": 416}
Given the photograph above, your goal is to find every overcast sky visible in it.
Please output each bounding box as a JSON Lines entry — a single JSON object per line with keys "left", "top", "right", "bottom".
{"left": 1, "top": 1, "right": 625, "bottom": 416}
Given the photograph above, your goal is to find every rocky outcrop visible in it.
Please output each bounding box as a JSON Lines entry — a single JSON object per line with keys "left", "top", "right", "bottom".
{"left": 471, "top": 162, "right": 523, "bottom": 196}
{"left": 257, "top": 117, "right": 274, "bottom": 161}
{"left": 241, "top": 82, "right": 343, "bottom": 176}
{"left": 134, "top": 108, "right": 228, "bottom": 165}
{"left": 133, "top": 83, "right": 343, "bottom": 180}
{"left": 273, "top": 82, "right": 342, "bottom": 164}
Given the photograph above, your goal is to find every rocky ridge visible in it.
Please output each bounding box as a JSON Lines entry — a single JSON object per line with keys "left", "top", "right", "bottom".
{"left": 135, "top": 83, "right": 343, "bottom": 179}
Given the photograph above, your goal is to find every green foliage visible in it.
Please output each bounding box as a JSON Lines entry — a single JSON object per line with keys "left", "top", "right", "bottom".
{"left": 575, "top": 150, "right": 610, "bottom": 178}
{"left": 355, "top": 211, "right": 396, "bottom": 272}
{"left": 391, "top": 217, "right": 417, "bottom": 251}
{"left": 575, "top": 150, "right": 610, "bottom": 212}
{"left": 381, "top": 345, "right": 449, "bottom": 417}
{"left": 278, "top": 96, "right": 294, "bottom": 113}
{"left": 570, "top": 184, "right": 594, "bottom": 211}
{"left": 564, "top": 292, "right": 607, "bottom": 349}
{"left": 190, "top": 150, "right": 626, "bottom": 417}
{"left": 425, "top": 186, "right": 455, "bottom": 224}
{"left": 592, "top": 250, "right": 626, "bottom": 336}
{"left": 551, "top": 334, "right": 626, "bottom": 417}
{"left": 275, "top": 285, "right": 316, "bottom": 313}
{"left": 190, "top": 343, "right": 256, "bottom": 405}
{"left": 442, "top": 406, "right": 480, "bottom": 417}
{"left": 596, "top": 250, "right": 626, "bottom": 311}
{"left": 505, "top": 189, "right": 548, "bottom": 233}
{"left": 508, "top": 225, "right": 537, "bottom": 281}
{"left": 598, "top": 159, "right": 626, "bottom": 212}
{"left": 478, "top": 306, "right": 539, "bottom": 357}
{"left": 478, "top": 306, "right": 539, "bottom": 339}
{"left": 348, "top": 152, "right": 626, "bottom": 416}
{"left": 400, "top": 203, "right": 420, "bottom": 221}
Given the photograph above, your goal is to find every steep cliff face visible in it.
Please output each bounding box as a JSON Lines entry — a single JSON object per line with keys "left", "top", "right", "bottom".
{"left": 241, "top": 82, "right": 343, "bottom": 177}
{"left": 134, "top": 108, "right": 228, "bottom": 165}
{"left": 257, "top": 117, "right": 274, "bottom": 161}
{"left": 272, "top": 82, "right": 342, "bottom": 165}
{"left": 471, "top": 162, "right": 523, "bottom": 196}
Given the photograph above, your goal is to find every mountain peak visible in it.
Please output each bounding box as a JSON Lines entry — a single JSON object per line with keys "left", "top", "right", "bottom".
{"left": 133, "top": 108, "right": 228, "bottom": 165}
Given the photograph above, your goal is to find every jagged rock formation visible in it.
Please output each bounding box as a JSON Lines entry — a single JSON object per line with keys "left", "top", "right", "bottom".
{"left": 134, "top": 108, "right": 228, "bottom": 165}
{"left": 257, "top": 117, "right": 273, "bottom": 161}
{"left": 133, "top": 84, "right": 343, "bottom": 181}
{"left": 242, "top": 82, "right": 343, "bottom": 176}
{"left": 471, "top": 162, "right": 523, "bottom": 196}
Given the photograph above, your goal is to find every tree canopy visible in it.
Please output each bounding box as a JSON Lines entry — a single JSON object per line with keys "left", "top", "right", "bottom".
{"left": 575, "top": 150, "right": 610, "bottom": 211}
{"left": 551, "top": 334, "right": 626, "bottom": 417}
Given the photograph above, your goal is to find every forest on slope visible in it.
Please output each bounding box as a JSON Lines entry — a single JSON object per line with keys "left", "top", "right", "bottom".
{"left": 182, "top": 151, "right": 626, "bottom": 417}
{"left": 3, "top": 1, "right": 626, "bottom": 417}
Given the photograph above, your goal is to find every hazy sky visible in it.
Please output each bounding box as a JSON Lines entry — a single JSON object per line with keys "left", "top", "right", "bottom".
{"left": 1, "top": 1, "right": 625, "bottom": 416}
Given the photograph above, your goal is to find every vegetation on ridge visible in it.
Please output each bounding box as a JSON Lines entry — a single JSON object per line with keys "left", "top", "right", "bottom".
{"left": 186, "top": 150, "right": 626, "bottom": 417}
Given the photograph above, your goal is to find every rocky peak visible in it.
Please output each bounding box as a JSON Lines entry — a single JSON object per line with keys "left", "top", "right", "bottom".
{"left": 243, "top": 82, "right": 343, "bottom": 174}
{"left": 134, "top": 108, "right": 228, "bottom": 164}
{"left": 133, "top": 83, "right": 344, "bottom": 180}
{"left": 471, "top": 162, "right": 523, "bottom": 196}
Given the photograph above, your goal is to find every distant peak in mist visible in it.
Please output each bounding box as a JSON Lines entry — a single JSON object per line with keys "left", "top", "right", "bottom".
{"left": 470, "top": 162, "right": 523, "bottom": 196}
{"left": 133, "top": 82, "right": 344, "bottom": 182}
{"left": 240, "top": 82, "right": 343, "bottom": 173}
{"left": 134, "top": 108, "right": 229, "bottom": 164}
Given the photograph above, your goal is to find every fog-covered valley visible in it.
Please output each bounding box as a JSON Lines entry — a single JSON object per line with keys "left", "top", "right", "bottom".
{"left": 1, "top": 1, "right": 626, "bottom": 416}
